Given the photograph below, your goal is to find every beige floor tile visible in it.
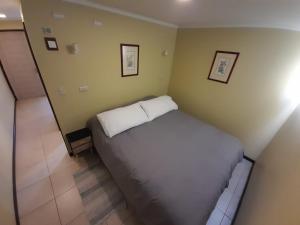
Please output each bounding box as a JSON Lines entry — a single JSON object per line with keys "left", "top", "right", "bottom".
{"left": 17, "top": 123, "right": 41, "bottom": 137}
{"left": 46, "top": 146, "right": 92, "bottom": 175}
{"left": 16, "top": 108, "right": 45, "bottom": 133}
{"left": 20, "top": 200, "right": 61, "bottom": 225}
{"left": 16, "top": 130, "right": 40, "bottom": 143}
{"left": 41, "top": 130, "right": 74, "bottom": 174}
{"left": 41, "top": 117, "right": 59, "bottom": 134}
{"left": 17, "top": 177, "right": 54, "bottom": 217}
{"left": 16, "top": 146, "right": 45, "bottom": 170}
{"left": 16, "top": 116, "right": 44, "bottom": 127}
{"left": 41, "top": 131, "right": 66, "bottom": 157}
{"left": 67, "top": 213, "right": 90, "bottom": 225}
{"left": 16, "top": 107, "right": 40, "bottom": 121}
{"left": 46, "top": 146, "right": 73, "bottom": 173}
{"left": 50, "top": 164, "right": 76, "bottom": 197}
{"left": 16, "top": 159, "right": 49, "bottom": 191}
{"left": 16, "top": 135, "right": 43, "bottom": 153}
{"left": 56, "top": 187, "right": 84, "bottom": 225}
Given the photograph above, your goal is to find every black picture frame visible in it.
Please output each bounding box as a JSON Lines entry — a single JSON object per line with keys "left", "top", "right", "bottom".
{"left": 44, "top": 37, "right": 59, "bottom": 51}
{"left": 208, "top": 51, "right": 240, "bottom": 84}
{"left": 120, "top": 44, "right": 139, "bottom": 77}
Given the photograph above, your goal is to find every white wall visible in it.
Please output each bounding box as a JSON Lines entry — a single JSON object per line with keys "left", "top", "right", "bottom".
{"left": 0, "top": 65, "right": 16, "bottom": 225}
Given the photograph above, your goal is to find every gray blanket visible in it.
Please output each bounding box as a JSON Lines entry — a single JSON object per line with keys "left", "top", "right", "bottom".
{"left": 87, "top": 110, "right": 243, "bottom": 225}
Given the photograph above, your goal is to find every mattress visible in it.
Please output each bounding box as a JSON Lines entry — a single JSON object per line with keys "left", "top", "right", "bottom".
{"left": 87, "top": 110, "right": 243, "bottom": 225}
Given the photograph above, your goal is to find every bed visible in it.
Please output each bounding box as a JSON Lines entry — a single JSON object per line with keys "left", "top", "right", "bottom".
{"left": 87, "top": 107, "right": 243, "bottom": 225}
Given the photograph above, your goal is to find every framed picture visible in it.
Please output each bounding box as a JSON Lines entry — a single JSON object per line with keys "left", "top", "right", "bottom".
{"left": 44, "top": 37, "right": 59, "bottom": 51}
{"left": 208, "top": 51, "right": 239, "bottom": 84}
{"left": 120, "top": 44, "right": 139, "bottom": 77}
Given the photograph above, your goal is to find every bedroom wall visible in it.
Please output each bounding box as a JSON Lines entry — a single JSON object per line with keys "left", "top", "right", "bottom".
{"left": 20, "top": 0, "right": 177, "bottom": 134}
{"left": 0, "top": 20, "right": 23, "bottom": 30}
{"left": 0, "top": 64, "right": 16, "bottom": 225}
{"left": 235, "top": 104, "right": 300, "bottom": 225}
{"left": 168, "top": 28, "right": 300, "bottom": 159}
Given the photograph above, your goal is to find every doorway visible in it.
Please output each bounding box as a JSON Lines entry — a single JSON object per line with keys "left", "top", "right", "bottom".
{"left": 0, "top": 26, "right": 68, "bottom": 225}
{"left": 0, "top": 30, "right": 45, "bottom": 99}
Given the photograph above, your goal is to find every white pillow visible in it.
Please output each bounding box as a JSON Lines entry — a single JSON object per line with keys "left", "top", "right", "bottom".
{"left": 139, "top": 96, "right": 178, "bottom": 121}
{"left": 97, "top": 103, "right": 149, "bottom": 138}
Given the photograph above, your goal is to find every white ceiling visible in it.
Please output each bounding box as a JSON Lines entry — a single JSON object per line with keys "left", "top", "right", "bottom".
{"left": 0, "top": 0, "right": 22, "bottom": 20}
{"left": 76, "top": 0, "right": 300, "bottom": 30}
{"left": 2, "top": 0, "right": 300, "bottom": 30}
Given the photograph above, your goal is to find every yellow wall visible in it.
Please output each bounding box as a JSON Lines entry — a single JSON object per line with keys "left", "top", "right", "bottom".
{"left": 235, "top": 104, "right": 300, "bottom": 225}
{"left": 17, "top": 3, "right": 300, "bottom": 221}
{"left": 168, "top": 28, "right": 300, "bottom": 159}
{"left": 0, "top": 20, "right": 23, "bottom": 30}
{"left": 21, "top": 0, "right": 177, "bottom": 134}
{"left": 0, "top": 65, "right": 16, "bottom": 225}
{"left": 20, "top": 0, "right": 300, "bottom": 159}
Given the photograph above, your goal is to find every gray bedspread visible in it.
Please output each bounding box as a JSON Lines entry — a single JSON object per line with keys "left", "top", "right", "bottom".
{"left": 87, "top": 110, "right": 243, "bottom": 225}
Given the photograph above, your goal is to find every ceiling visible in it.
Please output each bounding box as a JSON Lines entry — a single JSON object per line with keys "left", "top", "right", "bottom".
{"left": 84, "top": 0, "right": 300, "bottom": 30}
{"left": 0, "top": 0, "right": 22, "bottom": 20}
{"left": 2, "top": 0, "right": 300, "bottom": 30}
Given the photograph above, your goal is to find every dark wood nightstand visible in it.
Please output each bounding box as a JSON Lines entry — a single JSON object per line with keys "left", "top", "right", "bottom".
{"left": 66, "top": 128, "right": 93, "bottom": 156}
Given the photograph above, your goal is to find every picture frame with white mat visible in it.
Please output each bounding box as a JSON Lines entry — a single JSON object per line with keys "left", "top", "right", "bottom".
{"left": 208, "top": 51, "right": 240, "bottom": 84}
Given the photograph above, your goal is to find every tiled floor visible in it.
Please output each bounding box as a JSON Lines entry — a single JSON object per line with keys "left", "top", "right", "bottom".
{"left": 16, "top": 97, "right": 93, "bottom": 225}
{"left": 16, "top": 97, "right": 252, "bottom": 225}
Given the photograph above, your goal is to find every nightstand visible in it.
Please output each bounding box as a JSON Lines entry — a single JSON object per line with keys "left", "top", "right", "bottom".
{"left": 66, "top": 128, "right": 93, "bottom": 156}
